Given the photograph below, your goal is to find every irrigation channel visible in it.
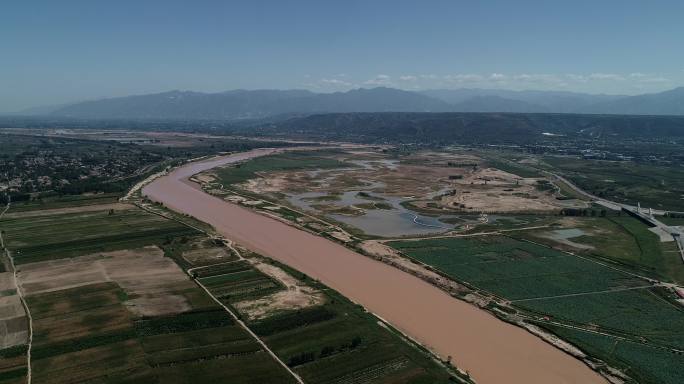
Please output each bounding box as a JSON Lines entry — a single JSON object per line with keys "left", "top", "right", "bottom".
{"left": 142, "top": 148, "right": 607, "bottom": 384}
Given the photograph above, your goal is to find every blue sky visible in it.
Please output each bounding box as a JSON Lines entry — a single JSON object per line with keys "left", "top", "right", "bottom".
{"left": 2, "top": 0, "right": 684, "bottom": 112}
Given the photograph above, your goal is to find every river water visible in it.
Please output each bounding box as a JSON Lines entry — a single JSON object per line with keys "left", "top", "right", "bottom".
{"left": 143, "top": 149, "right": 606, "bottom": 384}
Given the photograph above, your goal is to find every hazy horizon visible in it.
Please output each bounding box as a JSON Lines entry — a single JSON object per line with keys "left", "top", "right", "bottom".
{"left": 3, "top": 0, "right": 684, "bottom": 113}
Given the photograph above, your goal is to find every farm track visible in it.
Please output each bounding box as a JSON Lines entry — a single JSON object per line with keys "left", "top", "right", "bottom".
{"left": 190, "top": 247, "right": 305, "bottom": 384}
{"left": 376, "top": 225, "right": 554, "bottom": 243}
{"left": 510, "top": 284, "right": 657, "bottom": 303}
{"left": 0, "top": 202, "right": 33, "bottom": 384}
{"left": 129, "top": 198, "right": 303, "bottom": 383}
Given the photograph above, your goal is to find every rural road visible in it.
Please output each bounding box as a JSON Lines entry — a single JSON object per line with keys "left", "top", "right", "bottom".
{"left": 0, "top": 201, "right": 33, "bottom": 384}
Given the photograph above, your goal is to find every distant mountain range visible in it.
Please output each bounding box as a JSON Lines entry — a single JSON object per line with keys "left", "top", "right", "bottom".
{"left": 262, "top": 112, "right": 684, "bottom": 143}
{"left": 19, "top": 86, "right": 684, "bottom": 119}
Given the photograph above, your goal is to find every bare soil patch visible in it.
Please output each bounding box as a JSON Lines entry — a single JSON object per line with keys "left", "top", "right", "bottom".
{"left": 233, "top": 261, "right": 324, "bottom": 320}
{"left": 181, "top": 238, "right": 236, "bottom": 266}
{"left": 230, "top": 149, "right": 585, "bottom": 216}
{"left": 18, "top": 246, "right": 194, "bottom": 316}
{"left": 0, "top": 295, "right": 28, "bottom": 349}
{"left": 0, "top": 272, "right": 28, "bottom": 349}
{"left": 441, "top": 167, "right": 581, "bottom": 213}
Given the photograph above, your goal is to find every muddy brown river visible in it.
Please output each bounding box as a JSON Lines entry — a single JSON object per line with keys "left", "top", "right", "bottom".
{"left": 143, "top": 149, "right": 607, "bottom": 384}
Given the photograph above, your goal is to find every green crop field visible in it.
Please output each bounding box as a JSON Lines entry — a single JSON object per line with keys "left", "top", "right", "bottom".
{"left": 7, "top": 193, "right": 122, "bottom": 212}
{"left": 1, "top": 184, "right": 460, "bottom": 383}
{"left": 191, "top": 260, "right": 252, "bottom": 278}
{"left": 389, "top": 235, "right": 684, "bottom": 384}
{"left": 136, "top": 311, "right": 295, "bottom": 384}
{"left": 390, "top": 236, "right": 644, "bottom": 300}
{"left": 213, "top": 150, "right": 347, "bottom": 186}
{"left": 28, "top": 283, "right": 152, "bottom": 384}
{"left": 199, "top": 268, "right": 283, "bottom": 302}
{"left": 1, "top": 207, "right": 198, "bottom": 264}
{"left": 514, "top": 215, "right": 684, "bottom": 284}
{"left": 23, "top": 269, "right": 296, "bottom": 384}
{"left": 540, "top": 324, "right": 684, "bottom": 384}
{"left": 603, "top": 216, "right": 684, "bottom": 283}
{"left": 518, "top": 287, "right": 684, "bottom": 349}
{"left": 0, "top": 345, "right": 28, "bottom": 384}
{"left": 544, "top": 156, "right": 684, "bottom": 211}
{"left": 196, "top": 258, "right": 461, "bottom": 384}
{"left": 0, "top": 201, "right": 300, "bottom": 384}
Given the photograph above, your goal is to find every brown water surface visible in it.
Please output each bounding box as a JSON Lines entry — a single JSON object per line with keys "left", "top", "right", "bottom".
{"left": 143, "top": 149, "right": 607, "bottom": 384}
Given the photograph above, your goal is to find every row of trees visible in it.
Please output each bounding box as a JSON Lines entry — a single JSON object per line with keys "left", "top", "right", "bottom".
{"left": 287, "top": 336, "right": 362, "bottom": 367}
{"left": 560, "top": 208, "right": 610, "bottom": 217}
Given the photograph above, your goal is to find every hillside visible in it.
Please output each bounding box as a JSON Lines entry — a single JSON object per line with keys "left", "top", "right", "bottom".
{"left": 51, "top": 88, "right": 454, "bottom": 119}
{"left": 259, "top": 112, "right": 684, "bottom": 143}
{"left": 587, "top": 87, "right": 684, "bottom": 115}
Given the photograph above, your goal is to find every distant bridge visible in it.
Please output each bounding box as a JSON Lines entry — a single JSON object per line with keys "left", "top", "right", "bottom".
{"left": 623, "top": 204, "right": 684, "bottom": 264}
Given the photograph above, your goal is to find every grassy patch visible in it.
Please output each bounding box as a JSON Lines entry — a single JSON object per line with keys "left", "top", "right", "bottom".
{"left": 7, "top": 193, "right": 121, "bottom": 212}
{"left": 390, "top": 236, "right": 643, "bottom": 300}
{"left": 197, "top": 256, "right": 461, "bottom": 383}
{"left": 541, "top": 324, "right": 684, "bottom": 384}
{"left": 214, "top": 150, "right": 347, "bottom": 186}
{"left": 517, "top": 216, "right": 684, "bottom": 284}
{"left": 2, "top": 208, "right": 198, "bottom": 264}
{"left": 545, "top": 156, "right": 684, "bottom": 211}
{"left": 389, "top": 235, "right": 684, "bottom": 383}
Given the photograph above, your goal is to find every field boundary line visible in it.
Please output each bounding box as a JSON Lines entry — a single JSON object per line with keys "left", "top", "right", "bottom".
{"left": 187, "top": 259, "right": 246, "bottom": 274}
{"left": 514, "top": 236, "right": 658, "bottom": 283}
{"left": 376, "top": 225, "right": 553, "bottom": 243}
{"left": 510, "top": 284, "right": 656, "bottom": 303}
{"left": 526, "top": 316, "right": 684, "bottom": 354}
{"left": 192, "top": 269, "right": 304, "bottom": 384}
{"left": 0, "top": 202, "right": 33, "bottom": 384}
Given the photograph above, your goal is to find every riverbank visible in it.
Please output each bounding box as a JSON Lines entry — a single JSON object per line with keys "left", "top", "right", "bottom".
{"left": 142, "top": 149, "right": 608, "bottom": 384}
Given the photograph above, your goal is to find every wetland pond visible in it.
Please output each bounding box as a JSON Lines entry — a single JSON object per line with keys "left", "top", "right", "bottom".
{"left": 286, "top": 186, "right": 476, "bottom": 237}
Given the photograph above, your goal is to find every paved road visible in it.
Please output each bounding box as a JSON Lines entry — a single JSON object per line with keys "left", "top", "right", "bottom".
{"left": 547, "top": 171, "right": 684, "bottom": 264}
{"left": 546, "top": 170, "right": 684, "bottom": 215}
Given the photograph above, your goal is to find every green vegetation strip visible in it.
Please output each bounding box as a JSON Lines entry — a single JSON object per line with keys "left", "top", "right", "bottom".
{"left": 544, "top": 156, "right": 684, "bottom": 211}
{"left": 251, "top": 307, "right": 337, "bottom": 337}
{"left": 0, "top": 367, "right": 28, "bottom": 381}
{"left": 389, "top": 235, "right": 684, "bottom": 384}
{"left": 541, "top": 323, "right": 684, "bottom": 384}
{"left": 0, "top": 345, "right": 27, "bottom": 359}
{"left": 31, "top": 329, "right": 137, "bottom": 360}
{"left": 390, "top": 236, "right": 644, "bottom": 300}
{"left": 2, "top": 208, "right": 199, "bottom": 264}
{"left": 135, "top": 309, "right": 235, "bottom": 336}
{"left": 213, "top": 151, "right": 347, "bottom": 186}
{"left": 192, "top": 261, "right": 252, "bottom": 278}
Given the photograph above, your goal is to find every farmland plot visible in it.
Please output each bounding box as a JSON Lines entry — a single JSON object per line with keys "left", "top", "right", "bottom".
{"left": 196, "top": 256, "right": 460, "bottom": 383}
{"left": 389, "top": 235, "right": 684, "bottom": 384}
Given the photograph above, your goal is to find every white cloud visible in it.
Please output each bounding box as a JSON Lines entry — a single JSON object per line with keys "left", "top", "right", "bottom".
{"left": 443, "top": 74, "right": 484, "bottom": 83}
{"left": 588, "top": 73, "right": 625, "bottom": 81}
{"left": 305, "top": 71, "right": 674, "bottom": 93}
{"left": 628, "top": 72, "right": 669, "bottom": 83}
{"left": 320, "top": 78, "right": 353, "bottom": 87}
{"left": 565, "top": 74, "right": 588, "bottom": 83}
{"left": 364, "top": 74, "right": 393, "bottom": 86}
